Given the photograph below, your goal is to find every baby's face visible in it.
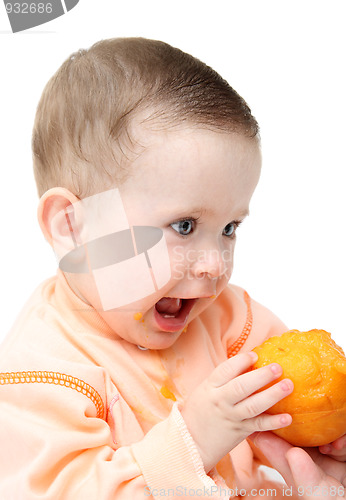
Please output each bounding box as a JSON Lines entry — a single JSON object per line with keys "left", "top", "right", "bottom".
{"left": 65, "top": 127, "right": 261, "bottom": 349}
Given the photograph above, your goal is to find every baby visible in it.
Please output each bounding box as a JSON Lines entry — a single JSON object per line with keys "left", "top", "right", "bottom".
{"left": 0, "top": 38, "right": 344, "bottom": 499}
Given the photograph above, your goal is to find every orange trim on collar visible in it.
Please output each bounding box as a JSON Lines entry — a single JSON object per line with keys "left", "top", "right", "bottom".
{"left": 227, "top": 290, "right": 253, "bottom": 357}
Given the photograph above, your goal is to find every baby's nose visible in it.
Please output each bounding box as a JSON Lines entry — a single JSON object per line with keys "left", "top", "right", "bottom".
{"left": 191, "top": 248, "right": 230, "bottom": 279}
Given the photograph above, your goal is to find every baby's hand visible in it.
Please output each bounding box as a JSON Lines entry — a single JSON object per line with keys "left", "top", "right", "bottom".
{"left": 180, "top": 352, "right": 293, "bottom": 473}
{"left": 320, "top": 435, "right": 346, "bottom": 462}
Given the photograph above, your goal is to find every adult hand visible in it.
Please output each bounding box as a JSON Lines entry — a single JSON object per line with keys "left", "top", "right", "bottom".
{"left": 319, "top": 435, "right": 346, "bottom": 462}
{"left": 252, "top": 432, "right": 346, "bottom": 499}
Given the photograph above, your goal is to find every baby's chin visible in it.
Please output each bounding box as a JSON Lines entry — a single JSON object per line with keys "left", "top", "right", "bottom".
{"left": 94, "top": 288, "right": 218, "bottom": 349}
{"left": 135, "top": 329, "right": 183, "bottom": 351}
{"left": 132, "top": 298, "right": 214, "bottom": 351}
{"left": 131, "top": 304, "right": 191, "bottom": 350}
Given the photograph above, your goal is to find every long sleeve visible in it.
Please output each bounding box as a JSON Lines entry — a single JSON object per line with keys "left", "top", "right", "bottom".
{"left": 0, "top": 367, "right": 224, "bottom": 499}
{"left": 0, "top": 274, "right": 295, "bottom": 499}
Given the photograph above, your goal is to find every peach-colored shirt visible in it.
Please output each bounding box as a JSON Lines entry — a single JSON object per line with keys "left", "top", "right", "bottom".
{"left": 0, "top": 271, "right": 288, "bottom": 499}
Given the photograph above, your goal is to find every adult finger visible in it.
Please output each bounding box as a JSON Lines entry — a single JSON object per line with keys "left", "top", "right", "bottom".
{"left": 286, "top": 447, "right": 324, "bottom": 486}
{"left": 320, "top": 435, "right": 346, "bottom": 462}
{"left": 251, "top": 432, "right": 297, "bottom": 489}
{"left": 285, "top": 448, "right": 345, "bottom": 499}
{"left": 304, "top": 447, "right": 346, "bottom": 483}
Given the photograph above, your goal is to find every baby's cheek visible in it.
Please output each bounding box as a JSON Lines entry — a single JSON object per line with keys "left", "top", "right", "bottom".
{"left": 221, "top": 258, "right": 233, "bottom": 282}
{"left": 170, "top": 260, "right": 186, "bottom": 281}
{"left": 217, "top": 272, "right": 232, "bottom": 293}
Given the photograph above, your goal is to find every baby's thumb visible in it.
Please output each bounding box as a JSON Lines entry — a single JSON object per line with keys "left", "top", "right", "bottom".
{"left": 209, "top": 352, "right": 257, "bottom": 388}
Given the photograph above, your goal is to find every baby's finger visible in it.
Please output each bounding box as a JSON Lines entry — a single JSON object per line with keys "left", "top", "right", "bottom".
{"left": 250, "top": 412, "right": 292, "bottom": 433}
{"left": 209, "top": 352, "right": 257, "bottom": 388}
{"left": 226, "top": 362, "right": 286, "bottom": 405}
{"left": 234, "top": 378, "right": 294, "bottom": 420}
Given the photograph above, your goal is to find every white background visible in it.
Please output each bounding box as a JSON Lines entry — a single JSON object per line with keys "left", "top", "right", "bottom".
{"left": 0, "top": 0, "right": 345, "bottom": 350}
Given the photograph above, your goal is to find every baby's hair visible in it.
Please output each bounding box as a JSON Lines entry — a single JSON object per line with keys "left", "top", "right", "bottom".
{"left": 32, "top": 37, "right": 259, "bottom": 198}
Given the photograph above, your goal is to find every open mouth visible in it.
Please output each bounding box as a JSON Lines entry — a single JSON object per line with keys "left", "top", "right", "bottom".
{"left": 154, "top": 297, "right": 197, "bottom": 332}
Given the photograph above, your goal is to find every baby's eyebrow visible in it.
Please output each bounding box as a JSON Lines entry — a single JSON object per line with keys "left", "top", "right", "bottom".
{"left": 237, "top": 209, "right": 250, "bottom": 219}
{"left": 197, "top": 207, "right": 250, "bottom": 220}
{"left": 165, "top": 206, "right": 210, "bottom": 219}
{"left": 169, "top": 206, "right": 250, "bottom": 220}
{"left": 187, "top": 207, "right": 210, "bottom": 217}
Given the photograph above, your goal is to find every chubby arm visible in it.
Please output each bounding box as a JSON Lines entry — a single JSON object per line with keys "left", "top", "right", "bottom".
{"left": 0, "top": 352, "right": 295, "bottom": 500}
{"left": 0, "top": 372, "right": 219, "bottom": 499}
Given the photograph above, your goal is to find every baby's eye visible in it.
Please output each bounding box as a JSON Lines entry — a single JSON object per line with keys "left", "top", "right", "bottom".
{"left": 223, "top": 222, "right": 237, "bottom": 238}
{"left": 170, "top": 219, "right": 196, "bottom": 236}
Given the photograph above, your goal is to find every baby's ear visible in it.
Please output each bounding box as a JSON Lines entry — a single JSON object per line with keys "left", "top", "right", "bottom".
{"left": 37, "top": 188, "right": 82, "bottom": 258}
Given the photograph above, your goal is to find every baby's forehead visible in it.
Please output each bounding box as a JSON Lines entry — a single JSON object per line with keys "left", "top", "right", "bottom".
{"left": 130, "top": 114, "right": 256, "bottom": 151}
{"left": 101, "top": 118, "right": 261, "bottom": 212}
{"left": 117, "top": 126, "right": 260, "bottom": 207}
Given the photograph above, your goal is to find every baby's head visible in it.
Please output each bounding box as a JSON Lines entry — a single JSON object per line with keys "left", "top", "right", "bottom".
{"left": 33, "top": 37, "right": 259, "bottom": 198}
{"left": 35, "top": 37, "right": 262, "bottom": 349}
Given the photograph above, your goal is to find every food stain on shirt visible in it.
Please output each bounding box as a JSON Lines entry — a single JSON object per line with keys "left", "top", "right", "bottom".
{"left": 160, "top": 385, "right": 176, "bottom": 401}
